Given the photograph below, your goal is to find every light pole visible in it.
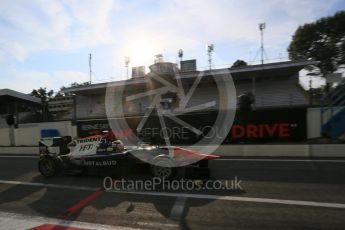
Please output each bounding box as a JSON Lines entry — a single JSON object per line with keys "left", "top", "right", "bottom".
{"left": 178, "top": 49, "right": 183, "bottom": 68}
{"left": 259, "top": 23, "right": 266, "bottom": 65}
{"left": 125, "top": 56, "right": 130, "bottom": 79}
{"left": 207, "top": 44, "right": 214, "bottom": 70}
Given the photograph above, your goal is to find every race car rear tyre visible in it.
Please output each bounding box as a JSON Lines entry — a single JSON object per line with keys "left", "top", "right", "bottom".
{"left": 38, "top": 157, "right": 58, "bottom": 177}
{"left": 151, "top": 156, "right": 175, "bottom": 179}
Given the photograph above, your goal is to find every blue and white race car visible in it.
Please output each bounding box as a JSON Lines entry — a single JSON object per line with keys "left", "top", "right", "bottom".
{"left": 38, "top": 133, "right": 219, "bottom": 179}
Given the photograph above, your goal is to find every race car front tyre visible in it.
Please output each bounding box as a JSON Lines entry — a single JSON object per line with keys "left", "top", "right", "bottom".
{"left": 38, "top": 157, "right": 59, "bottom": 177}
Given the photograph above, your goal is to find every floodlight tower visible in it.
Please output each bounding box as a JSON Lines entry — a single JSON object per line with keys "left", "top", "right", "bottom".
{"left": 89, "top": 53, "right": 92, "bottom": 84}
{"left": 178, "top": 49, "right": 183, "bottom": 64}
{"left": 259, "top": 23, "right": 266, "bottom": 65}
{"left": 178, "top": 49, "right": 184, "bottom": 61}
{"left": 125, "top": 56, "right": 130, "bottom": 79}
{"left": 207, "top": 44, "right": 214, "bottom": 70}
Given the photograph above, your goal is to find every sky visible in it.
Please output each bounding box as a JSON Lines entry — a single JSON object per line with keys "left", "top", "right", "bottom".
{"left": 0, "top": 0, "right": 345, "bottom": 93}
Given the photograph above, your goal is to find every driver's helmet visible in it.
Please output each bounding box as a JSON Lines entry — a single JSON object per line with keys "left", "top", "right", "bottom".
{"left": 112, "top": 139, "right": 124, "bottom": 152}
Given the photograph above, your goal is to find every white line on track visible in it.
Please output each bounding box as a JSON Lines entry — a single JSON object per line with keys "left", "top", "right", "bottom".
{"left": 1, "top": 179, "right": 345, "bottom": 210}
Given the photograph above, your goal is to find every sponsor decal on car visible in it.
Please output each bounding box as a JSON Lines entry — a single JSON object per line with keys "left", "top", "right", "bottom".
{"left": 81, "top": 160, "right": 117, "bottom": 166}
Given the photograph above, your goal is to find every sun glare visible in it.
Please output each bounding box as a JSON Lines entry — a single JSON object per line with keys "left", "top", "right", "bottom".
{"left": 125, "top": 37, "right": 160, "bottom": 68}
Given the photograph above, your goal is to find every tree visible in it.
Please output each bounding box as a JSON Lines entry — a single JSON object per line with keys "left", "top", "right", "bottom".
{"left": 31, "top": 87, "right": 54, "bottom": 104}
{"left": 231, "top": 59, "right": 248, "bottom": 68}
{"left": 288, "top": 11, "right": 345, "bottom": 74}
{"left": 31, "top": 87, "right": 54, "bottom": 121}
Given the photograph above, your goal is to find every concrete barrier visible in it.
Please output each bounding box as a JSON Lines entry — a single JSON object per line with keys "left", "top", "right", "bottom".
{"left": 0, "top": 147, "right": 38, "bottom": 155}
{"left": 0, "top": 121, "right": 77, "bottom": 147}
{"left": 0, "top": 128, "right": 10, "bottom": 146}
{"left": 309, "top": 144, "right": 345, "bottom": 157}
{"left": 14, "top": 122, "right": 77, "bottom": 146}
{"left": 0, "top": 144, "right": 344, "bottom": 157}
{"left": 187, "top": 144, "right": 345, "bottom": 158}
{"left": 214, "top": 145, "right": 311, "bottom": 157}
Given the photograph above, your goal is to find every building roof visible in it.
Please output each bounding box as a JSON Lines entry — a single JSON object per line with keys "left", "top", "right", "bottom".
{"left": 0, "top": 88, "right": 41, "bottom": 104}
{"left": 61, "top": 60, "right": 319, "bottom": 94}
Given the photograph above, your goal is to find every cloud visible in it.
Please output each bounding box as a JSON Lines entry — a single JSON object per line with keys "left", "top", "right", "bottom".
{"left": 0, "top": 0, "right": 341, "bottom": 63}
{"left": 0, "top": 0, "right": 343, "bottom": 91}
{"left": 60, "top": 0, "right": 117, "bottom": 47}
{"left": 110, "top": 0, "right": 342, "bottom": 68}
{"left": 0, "top": 0, "right": 118, "bottom": 62}
{"left": 0, "top": 67, "right": 89, "bottom": 93}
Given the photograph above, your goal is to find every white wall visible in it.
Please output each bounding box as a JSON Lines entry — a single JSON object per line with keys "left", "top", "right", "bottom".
{"left": 71, "top": 125, "right": 78, "bottom": 139}
{"left": 0, "top": 115, "right": 7, "bottom": 128}
{"left": 0, "top": 128, "right": 10, "bottom": 146}
{"left": 0, "top": 146, "right": 37, "bottom": 154}
{"left": 1, "top": 144, "right": 345, "bottom": 157}
{"left": 307, "top": 108, "right": 321, "bottom": 139}
{"left": 13, "top": 121, "right": 77, "bottom": 146}
{"left": 186, "top": 144, "right": 345, "bottom": 157}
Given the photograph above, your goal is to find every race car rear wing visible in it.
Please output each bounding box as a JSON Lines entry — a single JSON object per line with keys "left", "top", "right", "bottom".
{"left": 39, "top": 136, "right": 72, "bottom": 155}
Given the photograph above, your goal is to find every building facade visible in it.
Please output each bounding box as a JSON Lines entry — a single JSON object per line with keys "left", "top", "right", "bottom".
{"left": 59, "top": 60, "right": 316, "bottom": 144}
{"left": 61, "top": 60, "right": 316, "bottom": 120}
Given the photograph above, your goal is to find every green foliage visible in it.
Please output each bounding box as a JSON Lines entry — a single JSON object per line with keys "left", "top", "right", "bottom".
{"left": 31, "top": 87, "right": 54, "bottom": 121}
{"left": 231, "top": 59, "right": 248, "bottom": 68}
{"left": 31, "top": 87, "right": 54, "bottom": 104}
{"left": 288, "top": 11, "right": 345, "bottom": 74}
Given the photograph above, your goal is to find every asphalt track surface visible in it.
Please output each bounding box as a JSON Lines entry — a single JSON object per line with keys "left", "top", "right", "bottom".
{"left": 0, "top": 155, "right": 345, "bottom": 229}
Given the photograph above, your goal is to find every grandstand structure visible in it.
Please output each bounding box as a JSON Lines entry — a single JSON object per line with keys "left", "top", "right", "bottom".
{"left": 47, "top": 94, "right": 75, "bottom": 121}
{"left": 60, "top": 60, "right": 317, "bottom": 121}
{"left": 0, "top": 89, "right": 41, "bottom": 127}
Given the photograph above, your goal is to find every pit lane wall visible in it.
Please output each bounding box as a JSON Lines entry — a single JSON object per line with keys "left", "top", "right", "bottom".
{"left": 0, "top": 121, "right": 77, "bottom": 146}
{"left": 190, "top": 144, "right": 345, "bottom": 157}
{"left": 1, "top": 144, "right": 345, "bottom": 157}
{"left": 0, "top": 108, "right": 345, "bottom": 157}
